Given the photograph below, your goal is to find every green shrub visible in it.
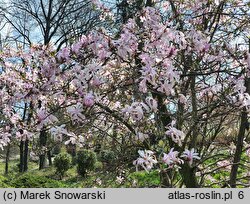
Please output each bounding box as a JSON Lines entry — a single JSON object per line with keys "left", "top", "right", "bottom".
{"left": 8, "top": 173, "right": 66, "bottom": 188}
{"left": 54, "top": 153, "right": 71, "bottom": 179}
{"left": 99, "top": 150, "right": 116, "bottom": 164}
{"left": 71, "top": 155, "right": 78, "bottom": 166}
{"left": 0, "top": 175, "right": 12, "bottom": 188}
{"left": 76, "top": 150, "right": 97, "bottom": 177}
{"left": 94, "top": 161, "right": 103, "bottom": 170}
{"left": 52, "top": 144, "right": 61, "bottom": 155}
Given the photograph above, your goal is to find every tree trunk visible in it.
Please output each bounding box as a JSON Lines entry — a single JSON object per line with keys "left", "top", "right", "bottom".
{"left": 180, "top": 164, "right": 199, "bottom": 188}
{"left": 229, "top": 111, "right": 247, "bottom": 187}
{"left": 23, "top": 101, "right": 33, "bottom": 172}
{"left": 190, "top": 65, "right": 198, "bottom": 149}
{"left": 19, "top": 141, "right": 24, "bottom": 172}
{"left": 5, "top": 143, "right": 10, "bottom": 175}
{"left": 39, "top": 155, "right": 46, "bottom": 170}
{"left": 39, "top": 128, "right": 47, "bottom": 170}
{"left": 47, "top": 150, "right": 52, "bottom": 166}
{"left": 23, "top": 140, "right": 29, "bottom": 172}
{"left": 160, "top": 169, "right": 171, "bottom": 187}
{"left": 230, "top": 78, "right": 250, "bottom": 187}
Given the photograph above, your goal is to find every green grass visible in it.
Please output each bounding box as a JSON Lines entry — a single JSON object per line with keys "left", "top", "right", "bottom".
{"left": 0, "top": 150, "right": 249, "bottom": 188}
{"left": 0, "top": 159, "right": 125, "bottom": 188}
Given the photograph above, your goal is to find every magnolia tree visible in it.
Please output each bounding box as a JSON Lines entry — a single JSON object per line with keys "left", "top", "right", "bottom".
{"left": 0, "top": 0, "right": 250, "bottom": 187}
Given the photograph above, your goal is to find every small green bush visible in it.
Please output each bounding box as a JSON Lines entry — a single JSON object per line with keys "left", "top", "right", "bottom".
{"left": 8, "top": 173, "right": 66, "bottom": 188}
{"left": 99, "top": 150, "right": 116, "bottom": 163}
{"left": 54, "top": 153, "right": 71, "bottom": 179}
{"left": 0, "top": 175, "right": 12, "bottom": 188}
{"left": 76, "top": 150, "right": 97, "bottom": 177}
{"left": 94, "top": 161, "right": 103, "bottom": 170}
{"left": 71, "top": 155, "right": 78, "bottom": 166}
{"left": 52, "top": 144, "right": 61, "bottom": 155}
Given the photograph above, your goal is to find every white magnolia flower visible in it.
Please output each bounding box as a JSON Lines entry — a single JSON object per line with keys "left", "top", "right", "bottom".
{"left": 122, "top": 102, "right": 144, "bottom": 121}
{"left": 162, "top": 148, "right": 183, "bottom": 168}
{"left": 145, "top": 97, "right": 158, "bottom": 112}
{"left": 135, "top": 131, "right": 149, "bottom": 142}
{"left": 181, "top": 148, "right": 200, "bottom": 166}
{"left": 165, "top": 121, "right": 185, "bottom": 146}
{"left": 116, "top": 176, "right": 124, "bottom": 184}
{"left": 67, "top": 102, "right": 85, "bottom": 122}
{"left": 133, "top": 150, "right": 157, "bottom": 172}
{"left": 83, "top": 92, "right": 95, "bottom": 107}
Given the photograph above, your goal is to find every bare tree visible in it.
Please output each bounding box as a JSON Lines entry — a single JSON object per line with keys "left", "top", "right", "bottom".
{"left": 1, "top": 0, "right": 103, "bottom": 50}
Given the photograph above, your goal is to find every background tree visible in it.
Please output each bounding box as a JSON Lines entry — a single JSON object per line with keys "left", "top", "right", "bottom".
{"left": 0, "top": 0, "right": 250, "bottom": 188}
{"left": 1, "top": 0, "right": 104, "bottom": 49}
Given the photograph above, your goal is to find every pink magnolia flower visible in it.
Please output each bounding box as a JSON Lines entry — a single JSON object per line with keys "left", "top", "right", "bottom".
{"left": 37, "top": 109, "right": 58, "bottom": 129}
{"left": 234, "top": 76, "right": 246, "bottom": 94}
{"left": 115, "top": 29, "right": 138, "bottom": 59}
{"left": 133, "top": 150, "right": 157, "bottom": 172}
{"left": 57, "top": 47, "right": 70, "bottom": 61}
{"left": 83, "top": 93, "right": 95, "bottom": 107}
{"left": 71, "top": 41, "right": 82, "bottom": 54}
{"left": 140, "top": 65, "right": 157, "bottom": 85}
{"left": 97, "top": 48, "right": 111, "bottom": 61}
{"left": 65, "top": 135, "right": 77, "bottom": 145}
{"left": 139, "top": 53, "right": 154, "bottom": 66}
{"left": 37, "top": 109, "right": 47, "bottom": 122}
{"left": 189, "top": 30, "right": 209, "bottom": 53}
{"left": 131, "top": 105, "right": 144, "bottom": 121}
{"left": 66, "top": 102, "right": 85, "bottom": 122}
{"left": 157, "top": 80, "right": 175, "bottom": 96}
{"left": 50, "top": 125, "right": 69, "bottom": 141}
{"left": 16, "top": 129, "right": 32, "bottom": 141}
{"left": 10, "top": 113, "right": 21, "bottom": 125}
{"left": 135, "top": 131, "right": 149, "bottom": 142}
{"left": 139, "top": 79, "right": 148, "bottom": 93}
{"left": 0, "top": 131, "right": 11, "bottom": 150}
{"left": 181, "top": 148, "right": 200, "bottom": 166}
{"left": 91, "top": 77, "right": 102, "bottom": 87}
{"left": 71, "top": 35, "right": 88, "bottom": 54}
{"left": 122, "top": 102, "right": 144, "bottom": 121}
{"left": 202, "top": 43, "right": 210, "bottom": 52}
{"left": 165, "top": 121, "right": 185, "bottom": 146}
{"left": 162, "top": 148, "right": 183, "bottom": 168}
{"left": 145, "top": 97, "right": 158, "bottom": 112}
